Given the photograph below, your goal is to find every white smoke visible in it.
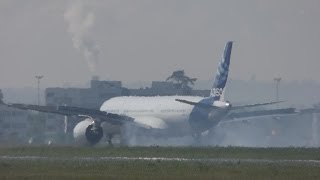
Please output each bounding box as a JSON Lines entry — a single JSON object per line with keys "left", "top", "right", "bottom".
{"left": 64, "top": 0, "right": 99, "bottom": 73}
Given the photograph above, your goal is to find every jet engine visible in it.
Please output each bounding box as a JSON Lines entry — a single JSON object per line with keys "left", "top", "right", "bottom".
{"left": 73, "top": 119, "right": 103, "bottom": 145}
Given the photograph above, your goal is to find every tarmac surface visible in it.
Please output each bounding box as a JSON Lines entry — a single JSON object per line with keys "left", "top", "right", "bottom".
{"left": 1, "top": 156, "right": 320, "bottom": 166}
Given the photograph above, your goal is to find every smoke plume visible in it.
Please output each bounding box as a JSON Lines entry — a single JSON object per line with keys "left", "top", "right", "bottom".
{"left": 64, "top": 0, "right": 99, "bottom": 73}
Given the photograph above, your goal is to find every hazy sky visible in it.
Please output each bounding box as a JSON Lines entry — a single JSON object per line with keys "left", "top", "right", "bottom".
{"left": 0, "top": 0, "right": 319, "bottom": 88}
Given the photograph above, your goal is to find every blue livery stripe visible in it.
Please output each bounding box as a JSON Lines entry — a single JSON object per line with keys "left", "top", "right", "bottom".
{"left": 210, "top": 41, "right": 233, "bottom": 100}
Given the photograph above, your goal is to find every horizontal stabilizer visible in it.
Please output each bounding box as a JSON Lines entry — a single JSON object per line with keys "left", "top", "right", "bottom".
{"left": 175, "top": 99, "right": 219, "bottom": 109}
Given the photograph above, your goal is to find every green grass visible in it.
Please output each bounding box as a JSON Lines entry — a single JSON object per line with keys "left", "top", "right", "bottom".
{"left": 1, "top": 146, "right": 320, "bottom": 179}
{"left": 1, "top": 159, "right": 320, "bottom": 180}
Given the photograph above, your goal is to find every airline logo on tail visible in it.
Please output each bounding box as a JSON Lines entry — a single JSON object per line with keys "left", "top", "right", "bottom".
{"left": 210, "top": 41, "right": 233, "bottom": 100}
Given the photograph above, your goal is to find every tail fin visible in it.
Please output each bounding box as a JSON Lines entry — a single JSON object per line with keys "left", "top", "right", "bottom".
{"left": 209, "top": 41, "right": 233, "bottom": 100}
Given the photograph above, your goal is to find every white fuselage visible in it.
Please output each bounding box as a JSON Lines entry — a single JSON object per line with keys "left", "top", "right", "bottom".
{"left": 100, "top": 96, "right": 204, "bottom": 129}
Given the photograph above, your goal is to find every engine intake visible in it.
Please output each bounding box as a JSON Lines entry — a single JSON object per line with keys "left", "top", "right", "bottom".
{"left": 85, "top": 124, "right": 103, "bottom": 145}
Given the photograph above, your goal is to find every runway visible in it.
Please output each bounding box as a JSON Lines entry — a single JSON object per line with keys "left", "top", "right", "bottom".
{"left": 2, "top": 156, "right": 320, "bottom": 166}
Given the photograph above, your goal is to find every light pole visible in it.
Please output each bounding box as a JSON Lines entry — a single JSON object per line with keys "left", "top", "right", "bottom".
{"left": 273, "top": 77, "right": 281, "bottom": 107}
{"left": 35, "top": 75, "right": 43, "bottom": 106}
{"left": 0, "top": 89, "right": 3, "bottom": 103}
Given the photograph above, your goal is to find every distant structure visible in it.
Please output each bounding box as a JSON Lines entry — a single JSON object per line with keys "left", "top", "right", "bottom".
{"left": 45, "top": 71, "right": 204, "bottom": 109}
{"left": 130, "top": 81, "right": 197, "bottom": 96}
{"left": 35, "top": 75, "right": 44, "bottom": 105}
{"left": 0, "top": 89, "right": 29, "bottom": 144}
{"left": 0, "top": 89, "right": 64, "bottom": 145}
{"left": 46, "top": 78, "right": 209, "bottom": 109}
{"left": 273, "top": 77, "right": 281, "bottom": 102}
{"left": 46, "top": 79, "right": 129, "bottom": 109}
{"left": 0, "top": 89, "right": 3, "bottom": 103}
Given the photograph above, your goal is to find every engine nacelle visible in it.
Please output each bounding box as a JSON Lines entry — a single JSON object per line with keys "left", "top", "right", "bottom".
{"left": 73, "top": 119, "right": 103, "bottom": 145}
{"left": 85, "top": 124, "right": 103, "bottom": 145}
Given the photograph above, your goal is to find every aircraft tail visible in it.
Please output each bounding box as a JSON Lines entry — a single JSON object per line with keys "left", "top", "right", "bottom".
{"left": 209, "top": 41, "right": 233, "bottom": 101}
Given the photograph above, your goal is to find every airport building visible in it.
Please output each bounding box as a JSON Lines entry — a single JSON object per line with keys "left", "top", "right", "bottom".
{"left": 0, "top": 105, "right": 29, "bottom": 144}
{"left": 45, "top": 79, "right": 209, "bottom": 109}
{"left": 46, "top": 80, "right": 128, "bottom": 109}
{"left": 0, "top": 89, "right": 29, "bottom": 144}
{"left": 0, "top": 89, "right": 65, "bottom": 145}
{"left": 130, "top": 81, "right": 208, "bottom": 97}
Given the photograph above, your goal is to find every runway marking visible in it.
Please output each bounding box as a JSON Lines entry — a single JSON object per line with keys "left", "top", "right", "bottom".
{"left": 1, "top": 156, "right": 320, "bottom": 166}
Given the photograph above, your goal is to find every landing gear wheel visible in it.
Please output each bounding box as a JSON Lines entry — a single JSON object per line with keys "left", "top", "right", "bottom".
{"left": 192, "top": 133, "right": 202, "bottom": 146}
{"left": 107, "top": 134, "right": 113, "bottom": 146}
{"left": 207, "top": 127, "right": 226, "bottom": 145}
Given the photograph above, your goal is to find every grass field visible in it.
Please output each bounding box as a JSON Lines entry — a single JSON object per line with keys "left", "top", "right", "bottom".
{"left": 1, "top": 146, "right": 320, "bottom": 179}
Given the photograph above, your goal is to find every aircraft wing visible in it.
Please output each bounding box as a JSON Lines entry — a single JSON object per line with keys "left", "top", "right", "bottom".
{"left": 176, "top": 98, "right": 285, "bottom": 111}
{"left": 299, "top": 108, "right": 320, "bottom": 114}
{"left": 230, "top": 101, "right": 285, "bottom": 110}
{"left": 175, "top": 97, "right": 297, "bottom": 123}
{"left": 2, "top": 102, "right": 134, "bottom": 125}
{"left": 220, "top": 108, "right": 298, "bottom": 124}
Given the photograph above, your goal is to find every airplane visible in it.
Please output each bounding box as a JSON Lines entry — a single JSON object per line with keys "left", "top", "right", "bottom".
{"left": 1, "top": 41, "right": 297, "bottom": 146}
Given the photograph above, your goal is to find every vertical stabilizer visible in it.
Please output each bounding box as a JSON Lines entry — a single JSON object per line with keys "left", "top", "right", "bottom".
{"left": 209, "top": 41, "right": 233, "bottom": 100}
